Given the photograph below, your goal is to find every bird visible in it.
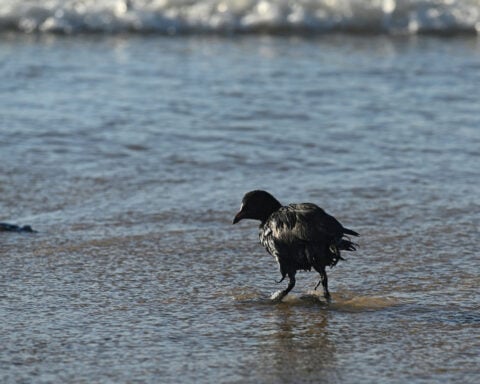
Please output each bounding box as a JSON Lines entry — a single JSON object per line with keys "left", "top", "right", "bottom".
{"left": 232, "top": 190, "right": 358, "bottom": 302}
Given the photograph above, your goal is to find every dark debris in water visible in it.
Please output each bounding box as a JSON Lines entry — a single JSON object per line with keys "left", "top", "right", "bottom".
{"left": 0, "top": 222, "right": 37, "bottom": 233}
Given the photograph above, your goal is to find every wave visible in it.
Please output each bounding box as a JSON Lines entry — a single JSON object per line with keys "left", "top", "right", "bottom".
{"left": 1, "top": 0, "right": 479, "bottom": 35}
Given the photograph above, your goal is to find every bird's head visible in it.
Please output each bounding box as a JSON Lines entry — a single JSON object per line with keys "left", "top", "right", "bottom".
{"left": 232, "top": 190, "right": 282, "bottom": 225}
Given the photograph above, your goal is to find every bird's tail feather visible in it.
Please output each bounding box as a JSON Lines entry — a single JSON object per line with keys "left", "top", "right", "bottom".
{"left": 338, "top": 238, "right": 358, "bottom": 252}
{"left": 326, "top": 235, "right": 358, "bottom": 267}
{"left": 343, "top": 227, "right": 359, "bottom": 237}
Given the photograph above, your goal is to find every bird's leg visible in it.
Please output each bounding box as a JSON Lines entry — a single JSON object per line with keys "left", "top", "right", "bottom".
{"left": 272, "top": 271, "right": 296, "bottom": 302}
{"left": 276, "top": 265, "right": 287, "bottom": 284}
{"left": 319, "top": 268, "right": 331, "bottom": 302}
{"left": 283, "top": 272, "right": 296, "bottom": 296}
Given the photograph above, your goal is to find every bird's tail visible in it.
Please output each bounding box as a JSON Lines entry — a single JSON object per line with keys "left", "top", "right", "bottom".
{"left": 338, "top": 238, "right": 357, "bottom": 251}
{"left": 327, "top": 235, "right": 358, "bottom": 267}
{"left": 343, "top": 227, "right": 359, "bottom": 237}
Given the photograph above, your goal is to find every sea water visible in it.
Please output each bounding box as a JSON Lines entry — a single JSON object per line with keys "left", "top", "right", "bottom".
{"left": 1, "top": 1, "right": 479, "bottom": 383}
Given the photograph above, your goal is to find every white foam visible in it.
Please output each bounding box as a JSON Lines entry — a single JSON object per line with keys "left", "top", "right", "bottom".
{"left": 0, "top": 0, "right": 479, "bottom": 35}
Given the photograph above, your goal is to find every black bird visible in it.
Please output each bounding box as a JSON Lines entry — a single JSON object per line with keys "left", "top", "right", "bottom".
{"left": 233, "top": 190, "right": 358, "bottom": 302}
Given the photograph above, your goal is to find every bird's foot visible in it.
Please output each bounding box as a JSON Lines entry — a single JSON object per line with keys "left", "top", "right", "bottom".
{"left": 270, "top": 290, "right": 287, "bottom": 302}
{"left": 324, "top": 292, "right": 332, "bottom": 303}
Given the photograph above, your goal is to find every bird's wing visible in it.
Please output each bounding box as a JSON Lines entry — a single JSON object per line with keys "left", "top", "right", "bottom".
{"left": 265, "top": 203, "right": 345, "bottom": 245}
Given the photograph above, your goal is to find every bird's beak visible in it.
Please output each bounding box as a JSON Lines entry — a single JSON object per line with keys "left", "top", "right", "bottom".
{"left": 232, "top": 210, "right": 244, "bottom": 224}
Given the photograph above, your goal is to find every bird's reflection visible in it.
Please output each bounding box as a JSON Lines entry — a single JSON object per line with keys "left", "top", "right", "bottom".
{"left": 252, "top": 301, "right": 342, "bottom": 383}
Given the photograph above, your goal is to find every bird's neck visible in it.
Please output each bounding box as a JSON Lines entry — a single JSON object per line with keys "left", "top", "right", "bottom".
{"left": 259, "top": 199, "right": 282, "bottom": 225}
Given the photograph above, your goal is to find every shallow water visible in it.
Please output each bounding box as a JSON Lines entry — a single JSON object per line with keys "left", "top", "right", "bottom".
{"left": 1, "top": 32, "right": 480, "bottom": 383}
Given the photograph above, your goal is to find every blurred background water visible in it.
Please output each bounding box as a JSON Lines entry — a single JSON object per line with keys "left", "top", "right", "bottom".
{"left": 1, "top": 1, "right": 480, "bottom": 383}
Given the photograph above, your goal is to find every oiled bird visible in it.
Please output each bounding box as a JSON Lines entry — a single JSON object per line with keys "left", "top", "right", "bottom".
{"left": 233, "top": 190, "right": 358, "bottom": 302}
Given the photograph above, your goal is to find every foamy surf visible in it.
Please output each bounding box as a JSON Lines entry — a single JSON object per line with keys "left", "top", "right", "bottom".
{"left": 1, "top": 0, "right": 479, "bottom": 35}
